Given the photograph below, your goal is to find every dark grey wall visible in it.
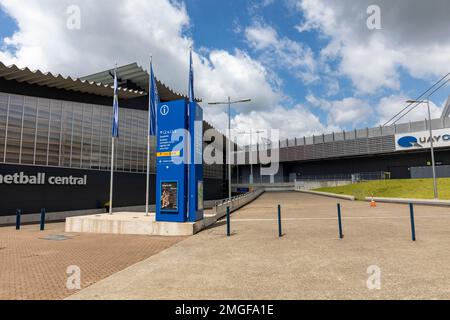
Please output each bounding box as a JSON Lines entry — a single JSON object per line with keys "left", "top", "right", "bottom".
{"left": 0, "top": 164, "right": 225, "bottom": 216}
{"left": 283, "top": 149, "right": 450, "bottom": 179}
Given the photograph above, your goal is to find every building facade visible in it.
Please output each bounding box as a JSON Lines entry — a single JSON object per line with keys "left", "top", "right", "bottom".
{"left": 0, "top": 62, "right": 226, "bottom": 218}
{"left": 235, "top": 118, "right": 450, "bottom": 184}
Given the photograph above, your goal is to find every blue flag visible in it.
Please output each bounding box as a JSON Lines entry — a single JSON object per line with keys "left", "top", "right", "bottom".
{"left": 112, "top": 68, "right": 119, "bottom": 138}
{"left": 149, "top": 61, "right": 159, "bottom": 136}
{"left": 189, "top": 49, "right": 195, "bottom": 104}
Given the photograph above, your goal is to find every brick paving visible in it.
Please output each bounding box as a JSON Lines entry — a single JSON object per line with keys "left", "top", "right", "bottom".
{"left": 0, "top": 222, "right": 186, "bottom": 300}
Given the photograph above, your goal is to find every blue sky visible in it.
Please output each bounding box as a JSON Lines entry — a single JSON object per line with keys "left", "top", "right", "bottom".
{"left": 1, "top": 0, "right": 450, "bottom": 138}
{"left": 0, "top": 8, "right": 15, "bottom": 40}
{"left": 185, "top": 0, "right": 449, "bottom": 126}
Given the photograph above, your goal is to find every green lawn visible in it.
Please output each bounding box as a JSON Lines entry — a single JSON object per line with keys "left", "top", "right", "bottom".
{"left": 314, "top": 178, "right": 450, "bottom": 201}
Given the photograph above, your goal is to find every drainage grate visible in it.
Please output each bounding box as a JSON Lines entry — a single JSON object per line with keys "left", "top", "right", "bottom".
{"left": 41, "top": 235, "right": 72, "bottom": 241}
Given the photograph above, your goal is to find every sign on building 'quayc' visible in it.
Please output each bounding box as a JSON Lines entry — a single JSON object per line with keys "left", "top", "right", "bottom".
{"left": 395, "top": 128, "right": 450, "bottom": 151}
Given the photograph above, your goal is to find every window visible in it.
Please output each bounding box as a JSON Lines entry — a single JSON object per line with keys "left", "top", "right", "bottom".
{"left": 0, "top": 92, "right": 222, "bottom": 177}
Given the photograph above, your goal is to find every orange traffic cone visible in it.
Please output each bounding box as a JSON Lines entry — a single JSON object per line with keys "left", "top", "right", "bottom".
{"left": 370, "top": 194, "right": 377, "bottom": 208}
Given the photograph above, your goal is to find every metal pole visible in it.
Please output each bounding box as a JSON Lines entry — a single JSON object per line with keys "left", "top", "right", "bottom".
{"left": 228, "top": 97, "right": 232, "bottom": 203}
{"left": 109, "top": 137, "right": 115, "bottom": 214}
{"left": 427, "top": 99, "right": 438, "bottom": 199}
{"left": 409, "top": 203, "right": 416, "bottom": 241}
{"left": 16, "top": 209, "right": 21, "bottom": 230}
{"left": 337, "top": 203, "right": 344, "bottom": 239}
{"left": 278, "top": 204, "right": 282, "bottom": 238}
{"left": 40, "top": 208, "right": 46, "bottom": 231}
{"left": 226, "top": 206, "right": 231, "bottom": 237}
{"left": 257, "top": 130, "right": 262, "bottom": 184}
{"left": 145, "top": 134, "right": 151, "bottom": 216}
{"left": 250, "top": 130, "right": 253, "bottom": 185}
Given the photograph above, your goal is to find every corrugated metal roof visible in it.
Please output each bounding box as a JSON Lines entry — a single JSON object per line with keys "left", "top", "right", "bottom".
{"left": 0, "top": 61, "right": 186, "bottom": 101}
{"left": 81, "top": 62, "right": 191, "bottom": 101}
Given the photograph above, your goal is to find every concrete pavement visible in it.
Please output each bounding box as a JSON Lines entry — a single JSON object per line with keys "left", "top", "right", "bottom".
{"left": 68, "top": 192, "right": 450, "bottom": 300}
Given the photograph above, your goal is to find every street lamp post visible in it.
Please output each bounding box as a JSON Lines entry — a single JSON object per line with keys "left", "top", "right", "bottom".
{"left": 208, "top": 98, "right": 251, "bottom": 204}
{"left": 238, "top": 130, "right": 264, "bottom": 187}
{"left": 406, "top": 98, "right": 438, "bottom": 199}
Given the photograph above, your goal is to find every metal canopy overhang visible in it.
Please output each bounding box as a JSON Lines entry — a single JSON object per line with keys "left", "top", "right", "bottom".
{"left": 0, "top": 61, "right": 188, "bottom": 101}
{"left": 80, "top": 62, "right": 193, "bottom": 102}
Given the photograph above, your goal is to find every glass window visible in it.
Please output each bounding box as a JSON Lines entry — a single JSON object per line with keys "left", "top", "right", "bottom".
{"left": 20, "top": 96, "right": 37, "bottom": 164}
{"left": 71, "top": 103, "right": 83, "bottom": 168}
{"left": 81, "top": 104, "right": 93, "bottom": 169}
{"left": 61, "top": 102, "right": 73, "bottom": 167}
{"left": 0, "top": 93, "right": 9, "bottom": 161}
{"left": 91, "top": 106, "right": 102, "bottom": 169}
{"left": 5, "top": 95, "right": 24, "bottom": 164}
{"left": 48, "top": 100, "right": 62, "bottom": 166}
{"left": 101, "top": 107, "right": 112, "bottom": 170}
{"left": 35, "top": 99, "right": 50, "bottom": 165}
{"left": 0, "top": 92, "right": 163, "bottom": 173}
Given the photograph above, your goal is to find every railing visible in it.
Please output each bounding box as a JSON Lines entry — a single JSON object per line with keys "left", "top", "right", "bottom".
{"left": 296, "top": 171, "right": 391, "bottom": 182}
{"left": 212, "top": 188, "right": 265, "bottom": 217}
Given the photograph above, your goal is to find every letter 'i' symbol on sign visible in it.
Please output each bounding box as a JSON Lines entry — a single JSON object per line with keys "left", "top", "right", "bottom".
{"left": 160, "top": 105, "right": 169, "bottom": 116}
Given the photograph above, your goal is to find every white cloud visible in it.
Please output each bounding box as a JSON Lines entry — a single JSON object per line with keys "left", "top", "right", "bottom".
{"left": 296, "top": 0, "right": 450, "bottom": 94}
{"left": 307, "top": 94, "right": 372, "bottom": 127}
{"left": 231, "top": 104, "right": 338, "bottom": 140}
{"left": 0, "top": 0, "right": 280, "bottom": 122}
{"left": 245, "top": 23, "right": 318, "bottom": 83}
{"left": 376, "top": 94, "right": 443, "bottom": 125}
{"left": 245, "top": 24, "right": 278, "bottom": 50}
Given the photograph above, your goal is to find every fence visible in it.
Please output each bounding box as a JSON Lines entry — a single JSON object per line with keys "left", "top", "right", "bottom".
{"left": 296, "top": 171, "right": 391, "bottom": 182}
{"left": 294, "top": 171, "right": 390, "bottom": 191}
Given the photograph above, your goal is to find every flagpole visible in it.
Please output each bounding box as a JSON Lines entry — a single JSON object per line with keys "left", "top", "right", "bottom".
{"left": 109, "top": 136, "right": 115, "bottom": 214}
{"left": 187, "top": 48, "right": 193, "bottom": 222}
{"left": 146, "top": 57, "right": 151, "bottom": 217}
{"left": 145, "top": 135, "right": 150, "bottom": 216}
{"left": 109, "top": 64, "right": 119, "bottom": 215}
{"left": 146, "top": 56, "right": 159, "bottom": 217}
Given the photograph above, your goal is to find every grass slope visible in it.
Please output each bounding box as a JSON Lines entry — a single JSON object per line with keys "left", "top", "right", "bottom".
{"left": 314, "top": 178, "right": 450, "bottom": 201}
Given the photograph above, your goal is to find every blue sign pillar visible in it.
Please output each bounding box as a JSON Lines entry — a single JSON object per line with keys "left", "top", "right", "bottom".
{"left": 188, "top": 101, "right": 204, "bottom": 222}
{"left": 156, "top": 99, "right": 204, "bottom": 223}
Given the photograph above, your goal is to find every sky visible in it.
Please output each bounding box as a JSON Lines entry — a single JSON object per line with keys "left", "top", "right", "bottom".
{"left": 1, "top": 0, "right": 450, "bottom": 141}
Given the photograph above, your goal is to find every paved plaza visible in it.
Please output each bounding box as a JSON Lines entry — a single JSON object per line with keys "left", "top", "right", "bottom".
{"left": 0, "top": 222, "right": 186, "bottom": 300}
{"left": 67, "top": 192, "right": 450, "bottom": 300}
{"left": 4, "top": 192, "right": 450, "bottom": 300}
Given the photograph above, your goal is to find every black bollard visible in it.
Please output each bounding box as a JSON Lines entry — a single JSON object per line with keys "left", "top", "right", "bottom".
{"left": 409, "top": 203, "right": 416, "bottom": 242}
{"left": 40, "top": 208, "right": 46, "bottom": 231}
{"left": 226, "top": 206, "right": 231, "bottom": 237}
{"left": 16, "top": 209, "right": 21, "bottom": 230}
{"left": 278, "top": 204, "right": 283, "bottom": 237}
{"left": 337, "top": 203, "right": 344, "bottom": 239}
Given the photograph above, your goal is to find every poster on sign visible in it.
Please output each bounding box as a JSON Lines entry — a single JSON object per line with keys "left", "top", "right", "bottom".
{"left": 160, "top": 181, "right": 178, "bottom": 212}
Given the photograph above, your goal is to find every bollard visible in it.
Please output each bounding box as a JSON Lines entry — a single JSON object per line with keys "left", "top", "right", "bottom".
{"left": 16, "top": 209, "right": 21, "bottom": 230}
{"left": 40, "top": 208, "right": 46, "bottom": 231}
{"left": 409, "top": 203, "right": 416, "bottom": 242}
{"left": 278, "top": 204, "right": 283, "bottom": 237}
{"left": 337, "top": 203, "right": 344, "bottom": 239}
{"left": 226, "top": 206, "right": 231, "bottom": 237}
